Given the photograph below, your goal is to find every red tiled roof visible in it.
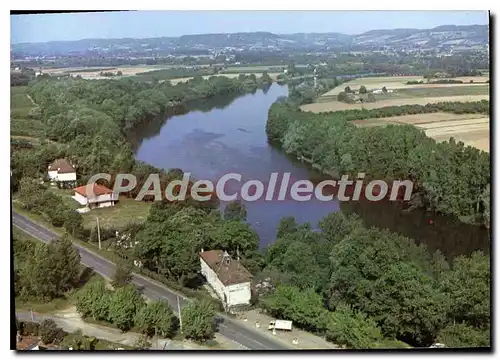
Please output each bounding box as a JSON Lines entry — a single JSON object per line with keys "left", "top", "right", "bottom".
{"left": 200, "top": 250, "right": 253, "bottom": 286}
{"left": 16, "top": 336, "right": 40, "bottom": 350}
{"left": 74, "top": 183, "right": 113, "bottom": 198}
{"left": 48, "top": 159, "right": 75, "bottom": 174}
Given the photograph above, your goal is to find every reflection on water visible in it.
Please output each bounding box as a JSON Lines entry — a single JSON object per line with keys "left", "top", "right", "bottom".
{"left": 132, "top": 83, "right": 489, "bottom": 257}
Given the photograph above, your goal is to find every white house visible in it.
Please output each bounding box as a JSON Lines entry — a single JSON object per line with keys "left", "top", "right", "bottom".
{"left": 200, "top": 250, "right": 253, "bottom": 309}
{"left": 72, "top": 183, "right": 117, "bottom": 209}
{"left": 48, "top": 159, "right": 76, "bottom": 182}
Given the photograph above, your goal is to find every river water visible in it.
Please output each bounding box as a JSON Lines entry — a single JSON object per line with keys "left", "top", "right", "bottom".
{"left": 133, "top": 84, "right": 489, "bottom": 258}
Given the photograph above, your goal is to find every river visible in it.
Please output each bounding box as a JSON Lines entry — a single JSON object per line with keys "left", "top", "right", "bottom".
{"left": 133, "top": 84, "right": 489, "bottom": 258}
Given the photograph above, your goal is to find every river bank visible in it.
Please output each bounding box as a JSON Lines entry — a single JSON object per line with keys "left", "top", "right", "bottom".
{"left": 134, "top": 83, "right": 489, "bottom": 258}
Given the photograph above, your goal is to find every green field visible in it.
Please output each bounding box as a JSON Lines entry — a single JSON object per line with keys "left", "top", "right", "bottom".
{"left": 316, "top": 85, "right": 489, "bottom": 103}
{"left": 385, "top": 85, "right": 490, "bottom": 99}
{"left": 11, "top": 86, "right": 47, "bottom": 138}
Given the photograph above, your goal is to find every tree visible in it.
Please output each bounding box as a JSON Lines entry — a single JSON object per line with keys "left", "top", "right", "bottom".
{"left": 261, "top": 285, "right": 328, "bottom": 332}
{"left": 264, "top": 229, "right": 330, "bottom": 293}
{"left": 51, "top": 235, "right": 81, "bottom": 295}
{"left": 344, "top": 86, "right": 352, "bottom": 93}
{"left": 70, "top": 336, "right": 98, "bottom": 350}
{"left": 437, "top": 323, "right": 490, "bottom": 348}
{"left": 18, "top": 178, "right": 45, "bottom": 212}
{"left": 318, "top": 212, "right": 363, "bottom": 246}
{"left": 108, "top": 284, "right": 145, "bottom": 331}
{"left": 326, "top": 304, "right": 383, "bottom": 349}
{"left": 112, "top": 262, "right": 133, "bottom": 288}
{"left": 19, "top": 242, "right": 57, "bottom": 299}
{"left": 181, "top": 299, "right": 216, "bottom": 341}
{"left": 40, "top": 319, "right": 61, "bottom": 344}
{"left": 382, "top": 86, "right": 388, "bottom": 94}
{"left": 359, "top": 85, "right": 367, "bottom": 94}
{"left": 75, "top": 279, "right": 111, "bottom": 321}
{"left": 337, "top": 91, "right": 347, "bottom": 102}
{"left": 439, "top": 251, "right": 490, "bottom": 329}
{"left": 63, "top": 210, "right": 84, "bottom": 237}
{"left": 223, "top": 200, "right": 247, "bottom": 221}
{"left": 328, "top": 227, "right": 445, "bottom": 346}
{"left": 134, "top": 301, "right": 178, "bottom": 338}
{"left": 276, "top": 216, "right": 298, "bottom": 239}
{"left": 117, "top": 71, "right": 123, "bottom": 76}
{"left": 210, "top": 221, "right": 259, "bottom": 257}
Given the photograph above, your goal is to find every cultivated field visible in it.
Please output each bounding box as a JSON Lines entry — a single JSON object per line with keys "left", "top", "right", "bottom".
{"left": 41, "top": 65, "right": 282, "bottom": 82}
{"left": 301, "top": 95, "right": 490, "bottom": 113}
{"left": 42, "top": 65, "right": 181, "bottom": 79}
{"left": 351, "top": 112, "right": 490, "bottom": 153}
{"left": 321, "top": 75, "right": 490, "bottom": 97}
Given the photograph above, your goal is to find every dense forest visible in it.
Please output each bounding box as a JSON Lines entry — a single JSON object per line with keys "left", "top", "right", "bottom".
{"left": 266, "top": 100, "right": 490, "bottom": 226}
{"left": 259, "top": 213, "right": 490, "bottom": 348}
{"left": 12, "top": 73, "right": 273, "bottom": 186}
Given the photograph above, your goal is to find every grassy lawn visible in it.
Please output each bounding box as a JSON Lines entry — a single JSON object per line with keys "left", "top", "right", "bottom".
{"left": 38, "top": 187, "right": 152, "bottom": 230}
{"left": 81, "top": 197, "right": 151, "bottom": 230}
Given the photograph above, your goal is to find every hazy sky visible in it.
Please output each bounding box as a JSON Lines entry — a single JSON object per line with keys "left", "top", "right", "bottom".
{"left": 11, "top": 10, "right": 489, "bottom": 44}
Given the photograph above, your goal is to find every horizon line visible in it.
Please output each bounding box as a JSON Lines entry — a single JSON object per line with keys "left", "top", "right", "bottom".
{"left": 10, "top": 22, "right": 489, "bottom": 46}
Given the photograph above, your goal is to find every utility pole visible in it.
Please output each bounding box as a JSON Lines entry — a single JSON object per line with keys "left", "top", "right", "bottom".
{"left": 177, "top": 296, "right": 182, "bottom": 333}
{"left": 96, "top": 216, "right": 101, "bottom": 250}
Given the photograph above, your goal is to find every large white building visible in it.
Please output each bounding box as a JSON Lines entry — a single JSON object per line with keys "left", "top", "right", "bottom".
{"left": 47, "top": 158, "right": 76, "bottom": 183}
{"left": 200, "top": 250, "right": 253, "bottom": 310}
{"left": 72, "top": 183, "right": 117, "bottom": 210}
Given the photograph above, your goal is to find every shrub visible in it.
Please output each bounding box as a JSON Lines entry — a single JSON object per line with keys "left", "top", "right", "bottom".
{"left": 40, "top": 319, "right": 60, "bottom": 344}
{"left": 19, "top": 321, "right": 40, "bottom": 336}
{"left": 437, "top": 323, "right": 490, "bottom": 348}
{"left": 337, "top": 91, "right": 347, "bottom": 102}
{"left": 181, "top": 299, "right": 216, "bottom": 341}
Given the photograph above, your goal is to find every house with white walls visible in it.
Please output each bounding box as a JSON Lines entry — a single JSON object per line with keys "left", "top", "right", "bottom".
{"left": 72, "top": 183, "right": 116, "bottom": 210}
{"left": 200, "top": 250, "right": 253, "bottom": 310}
{"left": 47, "top": 159, "right": 76, "bottom": 183}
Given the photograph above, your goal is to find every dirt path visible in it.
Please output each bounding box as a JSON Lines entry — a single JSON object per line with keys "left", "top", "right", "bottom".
{"left": 26, "top": 94, "right": 36, "bottom": 107}
{"left": 16, "top": 307, "right": 246, "bottom": 350}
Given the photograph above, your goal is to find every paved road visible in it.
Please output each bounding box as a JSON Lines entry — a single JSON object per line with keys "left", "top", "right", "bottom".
{"left": 12, "top": 211, "right": 289, "bottom": 350}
